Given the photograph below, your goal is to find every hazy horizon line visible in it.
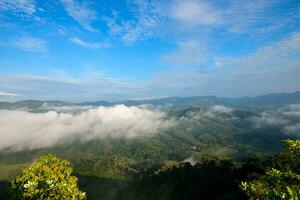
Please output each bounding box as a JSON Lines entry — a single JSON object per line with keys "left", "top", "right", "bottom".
{"left": 1, "top": 90, "right": 299, "bottom": 104}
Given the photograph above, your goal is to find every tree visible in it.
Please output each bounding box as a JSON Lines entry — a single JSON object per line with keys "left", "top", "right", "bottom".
{"left": 240, "top": 140, "right": 300, "bottom": 200}
{"left": 11, "top": 154, "right": 86, "bottom": 200}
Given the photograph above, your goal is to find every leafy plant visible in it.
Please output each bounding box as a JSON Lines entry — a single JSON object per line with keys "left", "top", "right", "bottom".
{"left": 11, "top": 154, "right": 86, "bottom": 200}
{"left": 241, "top": 140, "right": 300, "bottom": 200}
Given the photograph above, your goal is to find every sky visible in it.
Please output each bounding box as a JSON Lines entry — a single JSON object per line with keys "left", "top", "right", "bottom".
{"left": 0, "top": 0, "right": 300, "bottom": 102}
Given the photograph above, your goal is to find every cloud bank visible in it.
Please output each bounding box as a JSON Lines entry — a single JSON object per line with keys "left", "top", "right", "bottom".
{"left": 179, "top": 105, "right": 233, "bottom": 128}
{"left": 0, "top": 105, "right": 174, "bottom": 151}
{"left": 250, "top": 104, "right": 300, "bottom": 135}
{"left": 1, "top": 103, "right": 299, "bottom": 151}
{"left": 0, "top": 104, "right": 235, "bottom": 151}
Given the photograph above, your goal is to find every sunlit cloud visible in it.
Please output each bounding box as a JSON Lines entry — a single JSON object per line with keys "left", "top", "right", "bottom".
{"left": 0, "top": 105, "right": 175, "bottom": 151}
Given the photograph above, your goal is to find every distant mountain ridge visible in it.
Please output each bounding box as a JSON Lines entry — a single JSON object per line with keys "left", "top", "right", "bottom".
{"left": 1, "top": 91, "right": 300, "bottom": 110}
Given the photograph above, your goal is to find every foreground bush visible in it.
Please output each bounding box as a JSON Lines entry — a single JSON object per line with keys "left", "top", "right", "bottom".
{"left": 241, "top": 140, "right": 300, "bottom": 200}
{"left": 11, "top": 154, "right": 86, "bottom": 200}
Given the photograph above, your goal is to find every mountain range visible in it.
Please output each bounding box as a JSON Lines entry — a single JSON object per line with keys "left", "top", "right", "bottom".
{"left": 1, "top": 91, "right": 300, "bottom": 110}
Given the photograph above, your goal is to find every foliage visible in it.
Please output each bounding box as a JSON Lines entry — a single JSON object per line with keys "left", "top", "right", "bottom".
{"left": 154, "top": 160, "right": 180, "bottom": 175}
{"left": 283, "top": 140, "right": 300, "bottom": 156}
{"left": 241, "top": 140, "right": 300, "bottom": 200}
{"left": 119, "top": 158, "right": 248, "bottom": 200}
{"left": 11, "top": 154, "right": 86, "bottom": 200}
{"left": 1, "top": 140, "right": 300, "bottom": 200}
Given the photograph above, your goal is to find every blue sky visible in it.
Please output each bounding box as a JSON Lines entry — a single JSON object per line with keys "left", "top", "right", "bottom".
{"left": 0, "top": 0, "right": 300, "bottom": 102}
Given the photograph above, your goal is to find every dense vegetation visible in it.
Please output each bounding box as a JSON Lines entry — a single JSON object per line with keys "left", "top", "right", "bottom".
{"left": 241, "top": 140, "right": 300, "bottom": 199}
{"left": 0, "top": 140, "right": 299, "bottom": 199}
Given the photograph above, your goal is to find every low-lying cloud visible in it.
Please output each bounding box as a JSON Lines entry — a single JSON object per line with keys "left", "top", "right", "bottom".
{"left": 250, "top": 104, "right": 300, "bottom": 135}
{"left": 178, "top": 105, "right": 234, "bottom": 130}
{"left": 0, "top": 105, "right": 174, "bottom": 151}
{"left": 0, "top": 104, "right": 235, "bottom": 151}
{"left": 1, "top": 103, "right": 299, "bottom": 151}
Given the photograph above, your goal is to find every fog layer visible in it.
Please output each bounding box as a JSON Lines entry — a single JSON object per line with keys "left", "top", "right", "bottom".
{"left": 0, "top": 105, "right": 173, "bottom": 150}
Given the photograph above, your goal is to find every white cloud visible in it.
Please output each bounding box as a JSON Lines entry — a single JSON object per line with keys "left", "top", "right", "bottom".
{"left": 283, "top": 104, "right": 300, "bottom": 118}
{"left": 0, "top": 91, "right": 20, "bottom": 97}
{"left": 130, "top": 96, "right": 170, "bottom": 101}
{"left": 148, "top": 32, "right": 300, "bottom": 97}
{"left": 215, "top": 32, "right": 300, "bottom": 85}
{"left": 237, "top": 32, "right": 300, "bottom": 67}
{"left": 9, "top": 36, "right": 47, "bottom": 53}
{"left": 168, "top": 0, "right": 219, "bottom": 26}
{"left": 40, "top": 103, "right": 93, "bottom": 113}
{"left": 165, "top": 0, "right": 298, "bottom": 35}
{"left": 103, "top": 0, "right": 300, "bottom": 45}
{"left": 221, "top": 0, "right": 300, "bottom": 35}
{"left": 0, "top": 102, "right": 299, "bottom": 151}
{"left": 250, "top": 104, "right": 300, "bottom": 135}
{"left": 104, "top": 1, "right": 163, "bottom": 44}
{"left": 250, "top": 112, "right": 289, "bottom": 128}
{"left": 60, "top": 0, "right": 97, "bottom": 32}
{"left": 2, "top": 32, "right": 299, "bottom": 101}
{"left": 69, "top": 37, "right": 110, "bottom": 49}
{"left": 284, "top": 123, "right": 300, "bottom": 135}
{"left": 0, "top": 103, "right": 235, "bottom": 151}
{"left": 210, "top": 105, "right": 232, "bottom": 114}
{"left": 179, "top": 105, "right": 233, "bottom": 128}
{"left": 0, "top": 0, "right": 35, "bottom": 15}
{"left": 164, "top": 40, "right": 207, "bottom": 66}
{"left": 0, "top": 73, "right": 142, "bottom": 102}
{"left": 0, "top": 105, "right": 174, "bottom": 151}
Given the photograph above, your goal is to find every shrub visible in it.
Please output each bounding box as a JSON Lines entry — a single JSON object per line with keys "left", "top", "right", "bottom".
{"left": 240, "top": 140, "right": 300, "bottom": 200}
{"left": 11, "top": 154, "right": 86, "bottom": 200}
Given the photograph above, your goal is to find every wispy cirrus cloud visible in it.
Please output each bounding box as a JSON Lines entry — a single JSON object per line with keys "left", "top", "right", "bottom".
{"left": 0, "top": 72, "right": 142, "bottom": 102}
{"left": 106, "top": 0, "right": 219, "bottom": 44}
{"left": 0, "top": 0, "right": 299, "bottom": 101}
{"left": 0, "top": 0, "right": 35, "bottom": 15}
{"left": 59, "top": 0, "right": 98, "bottom": 32}
{"left": 1, "top": 32, "right": 300, "bottom": 101}
{"left": 215, "top": 32, "right": 300, "bottom": 77}
{"left": 165, "top": 0, "right": 300, "bottom": 36}
{"left": 69, "top": 37, "right": 110, "bottom": 49}
{"left": 148, "top": 32, "right": 300, "bottom": 97}
{"left": 104, "top": 1, "right": 163, "bottom": 44}
{"left": 12, "top": 36, "right": 47, "bottom": 52}
{"left": 163, "top": 40, "right": 207, "bottom": 66}
{"left": 104, "top": 0, "right": 300, "bottom": 45}
{"left": 222, "top": 0, "right": 300, "bottom": 35}
{"left": 0, "top": 36, "right": 47, "bottom": 53}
